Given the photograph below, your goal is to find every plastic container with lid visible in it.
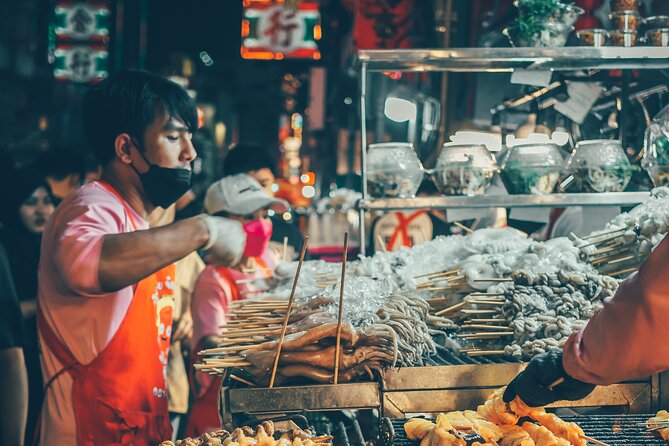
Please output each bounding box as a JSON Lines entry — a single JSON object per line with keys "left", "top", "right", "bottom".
{"left": 366, "top": 142, "right": 424, "bottom": 198}
{"left": 646, "top": 28, "right": 669, "bottom": 47}
{"left": 565, "top": 140, "right": 633, "bottom": 193}
{"left": 610, "top": 0, "right": 638, "bottom": 12}
{"left": 642, "top": 16, "right": 669, "bottom": 31}
{"left": 610, "top": 30, "right": 637, "bottom": 47}
{"left": 500, "top": 142, "right": 565, "bottom": 195}
{"left": 576, "top": 28, "right": 609, "bottom": 47}
{"left": 431, "top": 143, "right": 498, "bottom": 196}
{"left": 610, "top": 10, "right": 640, "bottom": 30}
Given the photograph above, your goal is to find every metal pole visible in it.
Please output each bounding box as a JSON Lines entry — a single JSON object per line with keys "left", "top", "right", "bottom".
{"left": 138, "top": 0, "right": 148, "bottom": 69}
{"left": 359, "top": 61, "right": 368, "bottom": 255}
{"left": 114, "top": 0, "right": 124, "bottom": 70}
{"left": 438, "top": 0, "right": 453, "bottom": 148}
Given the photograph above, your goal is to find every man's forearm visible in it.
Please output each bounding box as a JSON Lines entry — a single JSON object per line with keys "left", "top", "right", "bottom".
{"left": 98, "top": 215, "right": 209, "bottom": 292}
{"left": 0, "top": 348, "right": 28, "bottom": 446}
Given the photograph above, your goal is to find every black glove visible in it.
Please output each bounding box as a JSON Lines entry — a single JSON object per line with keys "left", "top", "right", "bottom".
{"left": 503, "top": 350, "right": 596, "bottom": 407}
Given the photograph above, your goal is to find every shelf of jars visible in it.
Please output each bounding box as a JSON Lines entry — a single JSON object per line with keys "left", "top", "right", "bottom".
{"left": 357, "top": 47, "right": 669, "bottom": 73}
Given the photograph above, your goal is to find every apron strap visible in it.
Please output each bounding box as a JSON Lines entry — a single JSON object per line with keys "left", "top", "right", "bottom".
{"left": 34, "top": 304, "right": 82, "bottom": 446}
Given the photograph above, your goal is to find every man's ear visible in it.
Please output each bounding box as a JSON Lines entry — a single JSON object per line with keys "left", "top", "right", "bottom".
{"left": 114, "top": 134, "right": 134, "bottom": 165}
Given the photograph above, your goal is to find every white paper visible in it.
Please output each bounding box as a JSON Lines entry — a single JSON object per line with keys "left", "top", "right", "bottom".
{"left": 580, "top": 206, "right": 620, "bottom": 235}
{"left": 510, "top": 207, "right": 551, "bottom": 223}
{"left": 446, "top": 208, "right": 492, "bottom": 223}
{"left": 510, "top": 69, "right": 553, "bottom": 87}
{"left": 554, "top": 82, "right": 603, "bottom": 124}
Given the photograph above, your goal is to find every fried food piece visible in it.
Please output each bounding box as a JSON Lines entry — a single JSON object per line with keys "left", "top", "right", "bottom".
{"left": 647, "top": 410, "right": 669, "bottom": 441}
{"left": 463, "top": 410, "right": 503, "bottom": 443}
{"left": 431, "top": 427, "right": 466, "bottom": 446}
{"left": 477, "top": 390, "right": 519, "bottom": 426}
{"left": 498, "top": 425, "right": 535, "bottom": 446}
{"left": 533, "top": 412, "right": 585, "bottom": 446}
{"left": 404, "top": 418, "right": 436, "bottom": 441}
{"left": 443, "top": 412, "right": 473, "bottom": 431}
{"left": 435, "top": 413, "right": 456, "bottom": 432}
{"left": 521, "top": 422, "right": 570, "bottom": 446}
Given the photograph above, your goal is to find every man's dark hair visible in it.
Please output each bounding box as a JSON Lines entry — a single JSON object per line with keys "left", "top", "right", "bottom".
{"left": 33, "top": 147, "right": 85, "bottom": 181}
{"left": 222, "top": 143, "right": 278, "bottom": 177}
{"left": 82, "top": 70, "right": 198, "bottom": 165}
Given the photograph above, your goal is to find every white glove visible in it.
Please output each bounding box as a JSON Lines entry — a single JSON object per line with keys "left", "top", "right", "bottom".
{"left": 201, "top": 215, "right": 246, "bottom": 267}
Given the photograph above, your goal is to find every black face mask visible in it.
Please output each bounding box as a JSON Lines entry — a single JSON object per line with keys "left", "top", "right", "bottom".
{"left": 130, "top": 138, "right": 192, "bottom": 208}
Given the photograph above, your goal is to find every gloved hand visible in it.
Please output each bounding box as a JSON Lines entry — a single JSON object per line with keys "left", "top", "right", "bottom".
{"left": 503, "top": 350, "right": 596, "bottom": 407}
{"left": 201, "top": 216, "right": 246, "bottom": 267}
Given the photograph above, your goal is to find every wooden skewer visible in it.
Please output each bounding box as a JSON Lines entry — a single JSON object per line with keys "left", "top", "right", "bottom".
{"left": 235, "top": 278, "right": 258, "bottom": 285}
{"left": 462, "top": 324, "right": 511, "bottom": 331}
{"left": 315, "top": 272, "right": 337, "bottom": 278}
{"left": 377, "top": 235, "right": 388, "bottom": 253}
{"left": 282, "top": 236, "right": 289, "bottom": 262}
{"left": 453, "top": 221, "right": 473, "bottom": 234}
{"left": 334, "top": 232, "right": 349, "bottom": 385}
{"left": 199, "top": 345, "right": 262, "bottom": 355}
{"left": 457, "top": 331, "right": 514, "bottom": 338}
{"left": 608, "top": 267, "right": 638, "bottom": 277}
{"left": 230, "top": 374, "right": 257, "bottom": 387}
{"left": 466, "top": 350, "right": 506, "bottom": 356}
{"left": 435, "top": 301, "right": 467, "bottom": 316}
{"left": 220, "top": 330, "right": 279, "bottom": 338}
{"left": 581, "top": 434, "right": 610, "bottom": 446}
{"left": 461, "top": 309, "right": 499, "bottom": 315}
{"left": 548, "top": 377, "right": 565, "bottom": 390}
{"left": 466, "top": 300, "right": 505, "bottom": 306}
{"left": 218, "top": 338, "right": 262, "bottom": 345}
{"left": 469, "top": 318, "right": 509, "bottom": 323}
{"left": 469, "top": 292, "right": 505, "bottom": 297}
{"left": 473, "top": 278, "right": 513, "bottom": 282}
{"left": 581, "top": 227, "right": 627, "bottom": 240}
{"left": 414, "top": 268, "right": 460, "bottom": 279}
{"left": 269, "top": 236, "right": 309, "bottom": 388}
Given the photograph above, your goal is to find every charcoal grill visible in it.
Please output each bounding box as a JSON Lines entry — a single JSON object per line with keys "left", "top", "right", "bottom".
{"left": 382, "top": 415, "right": 668, "bottom": 446}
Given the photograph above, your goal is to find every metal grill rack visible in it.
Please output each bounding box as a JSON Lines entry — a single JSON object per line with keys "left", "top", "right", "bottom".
{"left": 382, "top": 415, "right": 668, "bottom": 446}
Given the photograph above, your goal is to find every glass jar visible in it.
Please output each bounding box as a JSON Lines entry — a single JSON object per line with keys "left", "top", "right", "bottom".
{"left": 566, "top": 140, "right": 633, "bottom": 192}
{"left": 366, "top": 142, "right": 424, "bottom": 198}
{"left": 431, "top": 143, "right": 498, "bottom": 196}
{"left": 646, "top": 28, "right": 669, "bottom": 47}
{"left": 576, "top": 28, "right": 609, "bottom": 47}
{"left": 500, "top": 142, "right": 565, "bottom": 195}
{"left": 643, "top": 104, "right": 669, "bottom": 187}
{"left": 610, "top": 10, "right": 640, "bottom": 30}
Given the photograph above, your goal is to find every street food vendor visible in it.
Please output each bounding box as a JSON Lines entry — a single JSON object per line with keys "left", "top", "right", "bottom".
{"left": 37, "top": 70, "right": 246, "bottom": 446}
{"left": 504, "top": 233, "right": 669, "bottom": 407}
{"left": 187, "top": 173, "right": 287, "bottom": 437}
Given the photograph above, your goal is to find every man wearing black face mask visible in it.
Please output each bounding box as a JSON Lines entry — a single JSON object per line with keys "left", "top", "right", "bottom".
{"left": 36, "top": 70, "right": 246, "bottom": 446}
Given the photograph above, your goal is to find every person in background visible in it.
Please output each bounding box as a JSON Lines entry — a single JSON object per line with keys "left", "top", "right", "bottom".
{"left": 187, "top": 174, "right": 288, "bottom": 437}
{"left": 223, "top": 143, "right": 303, "bottom": 260}
{"left": 33, "top": 148, "right": 86, "bottom": 204}
{"left": 149, "top": 205, "right": 205, "bottom": 440}
{"left": 0, "top": 241, "right": 28, "bottom": 446}
{"left": 37, "top": 70, "right": 245, "bottom": 446}
{"left": 0, "top": 166, "right": 55, "bottom": 443}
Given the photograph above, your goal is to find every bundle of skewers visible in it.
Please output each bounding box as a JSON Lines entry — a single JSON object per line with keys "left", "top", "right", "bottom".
{"left": 412, "top": 266, "right": 620, "bottom": 361}
{"left": 574, "top": 227, "right": 646, "bottom": 279}
{"left": 194, "top": 235, "right": 457, "bottom": 387}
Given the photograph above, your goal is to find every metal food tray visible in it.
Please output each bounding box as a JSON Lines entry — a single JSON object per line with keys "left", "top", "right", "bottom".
{"left": 382, "top": 415, "right": 667, "bottom": 446}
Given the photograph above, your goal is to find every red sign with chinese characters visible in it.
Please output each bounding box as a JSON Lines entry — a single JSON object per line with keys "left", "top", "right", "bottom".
{"left": 241, "top": 0, "right": 321, "bottom": 60}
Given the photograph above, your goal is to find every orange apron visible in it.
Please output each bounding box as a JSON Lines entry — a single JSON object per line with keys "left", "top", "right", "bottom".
{"left": 38, "top": 182, "right": 175, "bottom": 445}
{"left": 185, "top": 259, "right": 269, "bottom": 437}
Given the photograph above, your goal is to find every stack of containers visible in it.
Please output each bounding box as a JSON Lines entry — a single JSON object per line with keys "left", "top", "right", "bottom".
{"left": 608, "top": 0, "right": 639, "bottom": 47}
